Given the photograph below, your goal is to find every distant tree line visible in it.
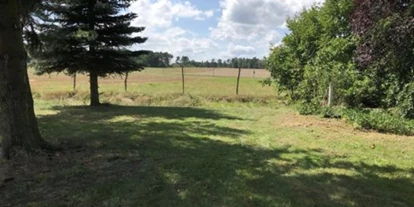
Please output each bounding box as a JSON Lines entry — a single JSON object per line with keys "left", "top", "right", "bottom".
{"left": 137, "top": 51, "right": 173, "bottom": 68}
{"left": 176, "top": 57, "right": 266, "bottom": 69}
{"left": 138, "top": 53, "right": 266, "bottom": 69}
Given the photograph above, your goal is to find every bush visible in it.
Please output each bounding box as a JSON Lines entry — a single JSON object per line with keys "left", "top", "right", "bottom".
{"left": 320, "top": 107, "right": 342, "bottom": 119}
{"left": 397, "top": 82, "right": 414, "bottom": 118}
{"left": 341, "top": 108, "right": 414, "bottom": 135}
{"left": 297, "top": 102, "right": 321, "bottom": 115}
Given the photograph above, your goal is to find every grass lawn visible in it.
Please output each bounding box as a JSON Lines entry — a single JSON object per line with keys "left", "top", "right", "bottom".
{"left": 1, "top": 68, "right": 414, "bottom": 207}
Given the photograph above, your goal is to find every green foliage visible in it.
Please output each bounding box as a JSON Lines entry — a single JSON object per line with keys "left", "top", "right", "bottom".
{"left": 267, "top": 0, "right": 414, "bottom": 133}
{"left": 342, "top": 109, "right": 414, "bottom": 135}
{"left": 397, "top": 82, "right": 414, "bottom": 118}
{"left": 298, "top": 102, "right": 341, "bottom": 119}
{"left": 351, "top": 0, "right": 414, "bottom": 112}
{"left": 266, "top": 45, "right": 302, "bottom": 100}
{"left": 297, "top": 102, "right": 321, "bottom": 115}
{"left": 298, "top": 102, "right": 414, "bottom": 135}
{"left": 137, "top": 51, "right": 173, "bottom": 68}
{"left": 267, "top": 0, "right": 356, "bottom": 105}
{"left": 31, "top": 0, "right": 148, "bottom": 76}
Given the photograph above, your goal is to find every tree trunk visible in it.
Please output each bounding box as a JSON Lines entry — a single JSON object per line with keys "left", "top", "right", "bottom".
{"left": 73, "top": 73, "right": 77, "bottom": 91}
{"left": 0, "top": 0, "right": 49, "bottom": 158}
{"left": 88, "top": 0, "right": 99, "bottom": 106}
{"left": 124, "top": 72, "right": 128, "bottom": 92}
{"left": 89, "top": 71, "right": 100, "bottom": 106}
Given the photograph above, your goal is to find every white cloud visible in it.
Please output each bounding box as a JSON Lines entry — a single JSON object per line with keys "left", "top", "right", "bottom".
{"left": 129, "top": 0, "right": 324, "bottom": 61}
{"left": 133, "top": 26, "right": 219, "bottom": 59}
{"left": 129, "top": 0, "right": 217, "bottom": 60}
{"left": 130, "top": 0, "right": 214, "bottom": 28}
{"left": 211, "top": 0, "right": 324, "bottom": 41}
{"left": 228, "top": 44, "right": 256, "bottom": 56}
{"left": 208, "top": 0, "right": 323, "bottom": 59}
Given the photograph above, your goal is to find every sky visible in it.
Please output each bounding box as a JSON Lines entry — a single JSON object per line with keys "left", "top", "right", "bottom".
{"left": 129, "top": 0, "right": 324, "bottom": 61}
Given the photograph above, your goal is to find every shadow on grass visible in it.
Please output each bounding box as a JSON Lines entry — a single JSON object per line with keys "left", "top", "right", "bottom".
{"left": 2, "top": 105, "right": 414, "bottom": 207}
{"left": 49, "top": 105, "right": 244, "bottom": 121}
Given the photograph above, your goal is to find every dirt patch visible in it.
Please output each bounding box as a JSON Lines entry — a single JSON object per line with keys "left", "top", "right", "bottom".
{"left": 279, "top": 114, "right": 351, "bottom": 131}
{"left": 277, "top": 113, "right": 414, "bottom": 141}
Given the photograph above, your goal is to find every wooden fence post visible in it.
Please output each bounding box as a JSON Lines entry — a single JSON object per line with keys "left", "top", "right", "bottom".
{"left": 328, "top": 82, "right": 333, "bottom": 107}
{"left": 236, "top": 67, "right": 241, "bottom": 95}
{"left": 181, "top": 66, "right": 185, "bottom": 94}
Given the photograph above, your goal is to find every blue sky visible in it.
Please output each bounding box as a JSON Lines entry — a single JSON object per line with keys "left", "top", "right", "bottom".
{"left": 129, "top": 0, "right": 324, "bottom": 61}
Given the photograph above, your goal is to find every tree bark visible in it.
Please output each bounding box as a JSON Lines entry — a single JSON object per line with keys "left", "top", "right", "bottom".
{"left": 0, "top": 0, "right": 49, "bottom": 158}
{"left": 89, "top": 71, "right": 100, "bottom": 106}
{"left": 73, "top": 73, "right": 77, "bottom": 91}
{"left": 124, "top": 72, "right": 128, "bottom": 92}
{"left": 88, "top": 0, "right": 99, "bottom": 106}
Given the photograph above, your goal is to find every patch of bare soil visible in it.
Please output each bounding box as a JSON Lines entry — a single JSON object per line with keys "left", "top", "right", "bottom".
{"left": 278, "top": 113, "right": 414, "bottom": 142}
{"left": 279, "top": 114, "right": 351, "bottom": 131}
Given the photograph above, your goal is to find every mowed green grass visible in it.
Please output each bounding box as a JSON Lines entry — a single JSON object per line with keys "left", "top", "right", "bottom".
{"left": 1, "top": 68, "right": 414, "bottom": 207}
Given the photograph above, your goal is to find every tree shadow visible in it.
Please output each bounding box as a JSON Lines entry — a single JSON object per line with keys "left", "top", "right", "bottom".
{"left": 2, "top": 105, "right": 413, "bottom": 207}
{"left": 49, "top": 105, "right": 244, "bottom": 121}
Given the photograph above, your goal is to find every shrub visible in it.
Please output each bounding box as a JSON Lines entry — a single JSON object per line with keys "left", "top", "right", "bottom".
{"left": 397, "top": 83, "right": 414, "bottom": 119}
{"left": 297, "top": 102, "right": 321, "bottom": 115}
{"left": 341, "top": 108, "right": 414, "bottom": 135}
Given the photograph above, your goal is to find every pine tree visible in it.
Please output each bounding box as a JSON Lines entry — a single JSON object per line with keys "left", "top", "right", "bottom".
{"left": 32, "top": 0, "right": 147, "bottom": 106}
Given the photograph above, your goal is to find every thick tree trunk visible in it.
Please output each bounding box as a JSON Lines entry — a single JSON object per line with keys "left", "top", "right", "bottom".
{"left": 0, "top": 0, "right": 49, "bottom": 158}
{"left": 89, "top": 71, "right": 100, "bottom": 106}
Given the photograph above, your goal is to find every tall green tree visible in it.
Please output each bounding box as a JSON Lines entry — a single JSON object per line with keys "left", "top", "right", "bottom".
{"left": 352, "top": 0, "right": 414, "bottom": 115}
{"left": 32, "top": 0, "right": 147, "bottom": 106}
{"left": 267, "top": 0, "right": 356, "bottom": 105}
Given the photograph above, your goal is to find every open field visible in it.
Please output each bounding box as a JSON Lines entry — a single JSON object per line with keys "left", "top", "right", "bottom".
{"left": 1, "top": 68, "right": 414, "bottom": 207}
{"left": 29, "top": 67, "right": 272, "bottom": 97}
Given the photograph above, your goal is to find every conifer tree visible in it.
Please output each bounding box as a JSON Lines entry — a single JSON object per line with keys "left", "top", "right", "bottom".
{"left": 32, "top": 0, "right": 147, "bottom": 106}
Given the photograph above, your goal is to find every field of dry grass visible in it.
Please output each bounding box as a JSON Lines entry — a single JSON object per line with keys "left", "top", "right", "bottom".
{"left": 28, "top": 67, "right": 274, "bottom": 98}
